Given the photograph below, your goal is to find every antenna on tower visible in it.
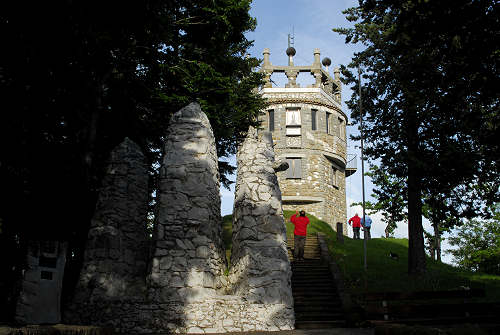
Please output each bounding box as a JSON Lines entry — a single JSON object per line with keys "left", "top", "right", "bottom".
{"left": 287, "top": 26, "right": 295, "bottom": 48}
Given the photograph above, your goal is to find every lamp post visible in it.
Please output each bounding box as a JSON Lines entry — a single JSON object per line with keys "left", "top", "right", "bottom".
{"left": 358, "top": 67, "right": 367, "bottom": 271}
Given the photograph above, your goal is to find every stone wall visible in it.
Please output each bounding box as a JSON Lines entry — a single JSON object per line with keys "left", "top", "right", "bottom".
{"left": 64, "top": 297, "right": 292, "bottom": 334}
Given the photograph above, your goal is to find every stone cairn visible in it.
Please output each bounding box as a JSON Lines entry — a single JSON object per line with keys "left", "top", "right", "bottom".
{"left": 228, "top": 128, "right": 294, "bottom": 328}
{"left": 65, "top": 138, "right": 149, "bottom": 323}
{"left": 65, "top": 103, "right": 295, "bottom": 333}
{"left": 146, "top": 102, "right": 228, "bottom": 332}
{"left": 149, "top": 102, "right": 227, "bottom": 300}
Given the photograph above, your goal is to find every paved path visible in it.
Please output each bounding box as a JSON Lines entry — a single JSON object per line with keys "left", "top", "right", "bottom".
{"left": 205, "top": 329, "right": 374, "bottom": 335}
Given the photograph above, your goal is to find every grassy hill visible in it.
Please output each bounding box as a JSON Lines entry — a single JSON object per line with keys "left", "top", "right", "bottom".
{"left": 222, "top": 211, "right": 500, "bottom": 299}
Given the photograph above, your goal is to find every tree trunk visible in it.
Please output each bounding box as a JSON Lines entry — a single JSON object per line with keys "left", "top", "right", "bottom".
{"left": 407, "top": 110, "right": 426, "bottom": 275}
{"left": 434, "top": 223, "right": 441, "bottom": 262}
{"left": 82, "top": 81, "right": 103, "bottom": 185}
{"left": 407, "top": 164, "right": 427, "bottom": 274}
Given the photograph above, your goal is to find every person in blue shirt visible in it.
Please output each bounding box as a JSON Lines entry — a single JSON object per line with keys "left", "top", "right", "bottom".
{"left": 361, "top": 215, "right": 372, "bottom": 240}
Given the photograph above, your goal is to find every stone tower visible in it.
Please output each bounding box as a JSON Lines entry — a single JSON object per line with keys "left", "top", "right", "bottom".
{"left": 259, "top": 48, "right": 356, "bottom": 232}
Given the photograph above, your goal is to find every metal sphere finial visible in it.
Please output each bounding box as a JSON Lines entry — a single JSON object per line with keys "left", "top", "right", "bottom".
{"left": 322, "top": 57, "right": 332, "bottom": 67}
{"left": 286, "top": 47, "right": 296, "bottom": 57}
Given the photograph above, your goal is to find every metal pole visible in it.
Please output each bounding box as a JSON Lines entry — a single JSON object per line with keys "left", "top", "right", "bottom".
{"left": 358, "top": 67, "right": 367, "bottom": 271}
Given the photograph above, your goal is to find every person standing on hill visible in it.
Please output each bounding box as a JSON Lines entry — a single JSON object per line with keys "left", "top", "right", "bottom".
{"left": 361, "top": 215, "right": 372, "bottom": 240}
{"left": 290, "top": 210, "right": 310, "bottom": 261}
{"left": 348, "top": 213, "right": 361, "bottom": 239}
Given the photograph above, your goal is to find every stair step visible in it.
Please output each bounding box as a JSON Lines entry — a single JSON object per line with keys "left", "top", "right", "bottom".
{"left": 288, "top": 244, "right": 319, "bottom": 245}
{"left": 292, "top": 280, "right": 335, "bottom": 284}
{"left": 294, "top": 302, "right": 342, "bottom": 308}
{"left": 291, "top": 261, "right": 325, "bottom": 264}
{"left": 288, "top": 248, "right": 320, "bottom": 251}
{"left": 292, "top": 273, "right": 330, "bottom": 277}
{"left": 293, "top": 294, "right": 339, "bottom": 300}
{"left": 292, "top": 276, "right": 335, "bottom": 280}
{"left": 289, "top": 252, "right": 321, "bottom": 255}
{"left": 292, "top": 283, "right": 337, "bottom": 289}
{"left": 294, "top": 320, "right": 346, "bottom": 329}
{"left": 296, "top": 312, "right": 344, "bottom": 320}
{"left": 292, "top": 273, "right": 332, "bottom": 278}
{"left": 291, "top": 261, "right": 325, "bottom": 265}
{"left": 294, "top": 305, "right": 343, "bottom": 313}
{"left": 293, "top": 293, "right": 340, "bottom": 299}
{"left": 293, "top": 293, "right": 340, "bottom": 298}
{"left": 293, "top": 294, "right": 341, "bottom": 300}
{"left": 290, "top": 258, "right": 322, "bottom": 261}
{"left": 292, "top": 276, "right": 335, "bottom": 281}
{"left": 291, "top": 249, "right": 320, "bottom": 251}
{"left": 288, "top": 244, "right": 319, "bottom": 246}
{"left": 292, "top": 285, "right": 337, "bottom": 290}
{"left": 292, "top": 272, "right": 332, "bottom": 276}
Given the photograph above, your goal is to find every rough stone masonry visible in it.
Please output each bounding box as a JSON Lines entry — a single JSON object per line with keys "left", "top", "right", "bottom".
{"left": 64, "top": 137, "right": 149, "bottom": 324}
{"left": 229, "top": 127, "right": 294, "bottom": 329}
{"left": 148, "top": 101, "right": 227, "bottom": 302}
{"left": 65, "top": 103, "right": 294, "bottom": 333}
{"left": 145, "top": 102, "right": 229, "bottom": 332}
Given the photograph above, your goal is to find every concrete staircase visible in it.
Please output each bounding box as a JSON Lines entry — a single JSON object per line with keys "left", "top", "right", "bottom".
{"left": 288, "top": 234, "right": 346, "bottom": 329}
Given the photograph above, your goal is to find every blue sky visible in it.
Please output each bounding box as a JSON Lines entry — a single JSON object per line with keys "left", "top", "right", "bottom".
{"left": 220, "top": 0, "right": 454, "bottom": 263}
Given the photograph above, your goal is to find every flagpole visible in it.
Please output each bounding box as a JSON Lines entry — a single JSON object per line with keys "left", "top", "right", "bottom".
{"left": 358, "top": 67, "right": 367, "bottom": 271}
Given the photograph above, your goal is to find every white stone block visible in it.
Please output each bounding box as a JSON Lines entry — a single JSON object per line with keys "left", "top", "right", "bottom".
{"left": 186, "top": 326, "right": 204, "bottom": 334}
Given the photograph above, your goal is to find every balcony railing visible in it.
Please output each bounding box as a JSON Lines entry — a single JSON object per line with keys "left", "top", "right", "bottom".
{"left": 346, "top": 154, "right": 357, "bottom": 177}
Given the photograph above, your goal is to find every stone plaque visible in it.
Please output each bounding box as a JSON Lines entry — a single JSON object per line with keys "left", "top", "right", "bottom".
{"left": 286, "top": 136, "right": 301, "bottom": 148}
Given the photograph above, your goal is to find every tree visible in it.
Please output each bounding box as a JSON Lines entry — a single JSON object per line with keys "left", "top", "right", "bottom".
{"left": 335, "top": 0, "right": 500, "bottom": 274}
{"left": 0, "top": 0, "right": 264, "bottom": 319}
{"left": 448, "top": 205, "right": 500, "bottom": 274}
{"left": 352, "top": 164, "right": 407, "bottom": 238}
{"left": 421, "top": 197, "right": 457, "bottom": 262}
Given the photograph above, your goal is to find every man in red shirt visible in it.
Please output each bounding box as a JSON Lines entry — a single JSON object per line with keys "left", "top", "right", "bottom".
{"left": 348, "top": 213, "right": 361, "bottom": 239}
{"left": 290, "top": 210, "right": 310, "bottom": 261}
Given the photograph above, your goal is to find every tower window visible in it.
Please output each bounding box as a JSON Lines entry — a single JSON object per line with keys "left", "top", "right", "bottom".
{"left": 326, "top": 112, "right": 331, "bottom": 134}
{"left": 268, "top": 110, "right": 274, "bottom": 131}
{"left": 286, "top": 108, "right": 301, "bottom": 126}
{"left": 311, "top": 109, "right": 317, "bottom": 130}
{"left": 331, "top": 166, "right": 338, "bottom": 187}
{"left": 286, "top": 158, "right": 302, "bottom": 179}
{"left": 286, "top": 108, "right": 301, "bottom": 135}
{"left": 338, "top": 117, "right": 345, "bottom": 139}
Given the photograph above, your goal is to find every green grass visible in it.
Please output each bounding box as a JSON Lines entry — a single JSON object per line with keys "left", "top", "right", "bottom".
{"left": 222, "top": 214, "right": 233, "bottom": 265}
{"left": 222, "top": 211, "right": 500, "bottom": 300}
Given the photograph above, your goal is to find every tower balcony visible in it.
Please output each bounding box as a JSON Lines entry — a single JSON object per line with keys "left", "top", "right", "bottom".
{"left": 346, "top": 154, "right": 357, "bottom": 177}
